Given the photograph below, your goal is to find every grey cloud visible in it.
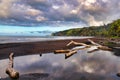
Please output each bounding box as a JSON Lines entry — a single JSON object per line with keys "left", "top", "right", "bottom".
{"left": 0, "top": 0, "right": 120, "bottom": 26}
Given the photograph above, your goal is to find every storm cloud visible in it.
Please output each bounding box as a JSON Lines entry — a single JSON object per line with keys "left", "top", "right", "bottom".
{"left": 0, "top": 0, "right": 120, "bottom": 26}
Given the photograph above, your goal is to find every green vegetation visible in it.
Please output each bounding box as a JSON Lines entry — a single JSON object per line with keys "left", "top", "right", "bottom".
{"left": 104, "top": 42, "right": 117, "bottom": 47}
{"left": 108, "top": 19, "right": 120, "bottom": 37}
{"left": 52, "top": 19, "right": 120, "bottom": 38}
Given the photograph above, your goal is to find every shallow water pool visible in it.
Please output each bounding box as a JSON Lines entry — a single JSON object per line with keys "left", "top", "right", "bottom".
{"left": 0, "top": 47, "right": 120, "bottom": 80}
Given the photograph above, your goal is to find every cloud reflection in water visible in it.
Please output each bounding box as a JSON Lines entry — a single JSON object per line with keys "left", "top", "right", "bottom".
{"left": 0, "top": 47, "right": 120, "bottom": 80}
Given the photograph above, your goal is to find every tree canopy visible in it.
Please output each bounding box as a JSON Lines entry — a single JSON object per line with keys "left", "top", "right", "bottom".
{"left": 53, "top": 19, "right": 120, "bottom": 38}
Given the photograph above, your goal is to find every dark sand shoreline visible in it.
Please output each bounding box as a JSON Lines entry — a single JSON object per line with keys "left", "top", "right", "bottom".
{"left": 0, "top": 37, "right": 99, "bottom": 59}
{"left": 0, "top": 37, "right": 119, "bottom": 60}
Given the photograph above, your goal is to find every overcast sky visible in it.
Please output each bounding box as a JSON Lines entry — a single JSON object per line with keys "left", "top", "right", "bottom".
{"left": 0, "top": 0, "right": 120, "bottom": 33}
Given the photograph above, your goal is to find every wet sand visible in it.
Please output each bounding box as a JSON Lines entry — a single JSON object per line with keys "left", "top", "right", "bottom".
{"left": 0, "top": 37, "right": 103, "bottom": 60}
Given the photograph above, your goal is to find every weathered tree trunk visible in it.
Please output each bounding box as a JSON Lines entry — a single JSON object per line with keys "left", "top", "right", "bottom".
{"left": 6, "top": 53, "right": 19, "bottom": 80}
{"left": 66, "top": 40, "right": 91, "bottom": 48}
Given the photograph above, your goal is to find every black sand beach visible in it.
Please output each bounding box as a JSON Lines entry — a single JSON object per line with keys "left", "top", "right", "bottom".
{"left": 0, "top": 37, "right": 119, "bottom": 59}
{"left": 0, "top": 37, "right": 120, "bottom": 80}
{"left": 0, "top": 37, "right": 96, "bottom": 59}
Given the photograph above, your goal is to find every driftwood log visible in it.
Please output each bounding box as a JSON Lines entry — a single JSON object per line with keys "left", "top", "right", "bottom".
{"left": 54, "top": 39, "right": 112, "bottom": 59}
{"left": 54, "top": 49, "right": 77, "bottom": 59}
{"left": 88, "top": 39, "right": 112, "bottom": 51}
{"left": 6, "top": 53, "right": 19, "bottom": 80}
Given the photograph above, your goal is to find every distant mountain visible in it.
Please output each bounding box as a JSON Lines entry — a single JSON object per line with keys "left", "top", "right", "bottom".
{"left": 30, "top": 31, "right": 52, "bottom": 34}
{"left": 52, "top": 19, "right": 120, "bottom": 38}
{"left": 28, "top": 31, "right": 53, "bottom": 36}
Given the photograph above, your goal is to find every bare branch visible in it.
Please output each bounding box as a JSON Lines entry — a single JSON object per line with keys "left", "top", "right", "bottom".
{"left": 66, "top": 40, "right": 74, "bottom": 46}
{"left": 88, "top": 39, "right": 101, "bottom": 46}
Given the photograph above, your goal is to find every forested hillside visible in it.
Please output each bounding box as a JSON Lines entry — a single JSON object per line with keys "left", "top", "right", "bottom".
{"left": 52, "top": 19, "right": 120, "bottom": 38}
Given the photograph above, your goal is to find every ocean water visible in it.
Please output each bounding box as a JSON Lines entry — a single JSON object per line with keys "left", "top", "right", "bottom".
{"left": 0, "top": 36, "right": 92, "bottom": 44}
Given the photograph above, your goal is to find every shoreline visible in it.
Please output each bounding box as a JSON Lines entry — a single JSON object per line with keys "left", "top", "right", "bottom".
{"left": 0, "top": 37, "right": 119, "bottom": 60}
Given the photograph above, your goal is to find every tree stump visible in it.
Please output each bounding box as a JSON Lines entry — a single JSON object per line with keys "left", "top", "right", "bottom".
{"left": 6, "top": 53, "right": 19, "bottom": 80}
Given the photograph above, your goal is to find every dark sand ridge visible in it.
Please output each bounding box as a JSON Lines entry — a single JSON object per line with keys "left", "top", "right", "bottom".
{"left": 0, "top": 38, "right": 102, "bottom": 60}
